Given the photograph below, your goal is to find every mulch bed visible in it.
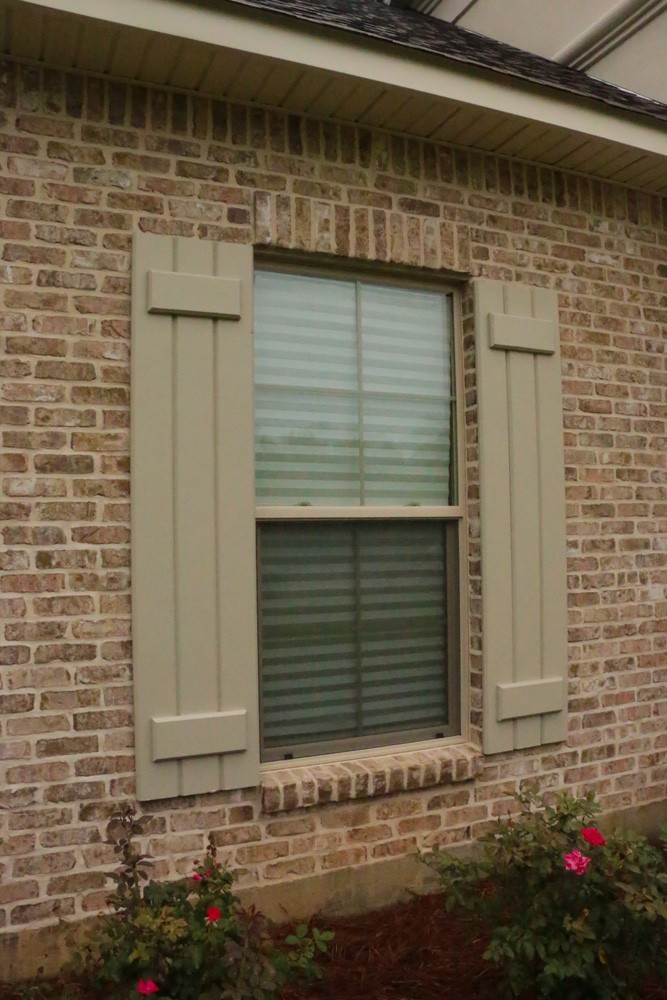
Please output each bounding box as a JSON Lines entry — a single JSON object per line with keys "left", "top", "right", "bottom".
{"left": 278, "top": 891, "right": 501, "bottom": 1000}
{"left": 1, "top": 892, "right": 666, "bottom": 1000}
{"left": 279, "top": 891, "right": 667, "bottom": 1000}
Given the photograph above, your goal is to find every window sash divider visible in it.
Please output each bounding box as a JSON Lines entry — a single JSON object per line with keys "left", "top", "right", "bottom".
{"left": 255, "top": 505, "right": 464, "bottom": 520}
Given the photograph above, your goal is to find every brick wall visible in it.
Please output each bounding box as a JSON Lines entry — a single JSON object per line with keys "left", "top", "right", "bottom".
{"left": 0, "top": 58, "right": 666, "bottom": 937}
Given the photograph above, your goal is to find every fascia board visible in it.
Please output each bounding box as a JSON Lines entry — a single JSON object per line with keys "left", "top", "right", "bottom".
{"left": 19, "top": 0, "right": 667, "bottom": 158}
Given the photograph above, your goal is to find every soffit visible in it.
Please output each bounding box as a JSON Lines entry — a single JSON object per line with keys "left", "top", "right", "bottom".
{"left": 1, "top": 0, "right": 666, "bottom": 194}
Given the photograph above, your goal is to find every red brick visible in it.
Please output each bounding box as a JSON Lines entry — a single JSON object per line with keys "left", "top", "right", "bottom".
{"left": 34, "top": 454, "right": 95, "bottom": 473}
{"left": 33, "top": 596, "right": 95, "bottom": 615}
{"left": 71, "top": 526, "right": 130, "bottom": 544}
{"left": 0, "top": 597, "right": 27, "bottom": 617}
{"left": 0, "top": 645, "right": 30, "bottom": 665}
{"left": 9, "top": 808, "right": 73, "bottom": 831}
{"left": 73, "top": 709, "right": 133, "bottom": 730}
{"left": 374, "top": 836, "right": 418, "bottom": 859}
{"left": 43, "top": 781, "right": 105, "bottom": 802}
{"left": 210, "top": 825, "right": 262, "bottom": 847}
{"left": 7, "top": 158, "right": 68, "bottom": 182}
{"left": 321, "top": 847, "right": 367, "bottom": 870}
{"left": 35, "top": 643, "right": 97, "bottom": 664}
{"left": 37, "top": 269, "right": 97, "bottom": 289}
{"left": 36, "top": 736, "right": 99, "bottom": 758}
{"left": 0, "top": 881, "right": 40, "bottom": 905}
{"left": 13, "top": 852, "right": 76, "bottom": 876}
{"left": 40, "top": 689, "right": 100, "bottom": 710}
{"left": 74, "top": 754, "right": 134, "bottom": 776}
{"left": 5, "top": 290, "right": 69, "bottom": 311}
{"left": 36, "top": 550, "right": 97, "bottom": 569}
{"left": 17, "top": 115, "right": 75, "bottom": 138}
{"left": 6, "top": 337, "right": 68, "bottom": 357}
{"left": 7, "top": 762, "right": 70, "bottom": 784}
{"left": 0, "top": 833, "right": 36, "bottom": 858}
{"left": 11, "top": 898, "right": 76, "bottom": 924}
{"left": 1, "top": 574, "right": 64, "bottom": 593}
{"left": 0, "top": 262, "right": 33, "bottom": 281}
{"left": 0, "top": 502, "right": 31, "bottom": 520}
{"left": 46, "top": 141, "right": 105, "bottom": 164}
{"left": 36, "top": 501, "right": 96, "bottom": 520}
{"left": 35, "top": 361, "right": 96, "bottom": 381}
{"left": 7, "top": 200, "right": 69, "bottom": 223}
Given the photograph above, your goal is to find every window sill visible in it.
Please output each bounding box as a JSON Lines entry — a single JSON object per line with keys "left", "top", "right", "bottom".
{"left": 260, "top": 743, "right": 483, "bottom": 814}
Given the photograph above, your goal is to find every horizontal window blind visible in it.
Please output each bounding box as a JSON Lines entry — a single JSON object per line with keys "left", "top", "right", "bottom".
{"left": 258, "top": 522, "right": 450, "bottom": 758}
{"left": 255, "top": 271, "right": 453, "bottom": 506}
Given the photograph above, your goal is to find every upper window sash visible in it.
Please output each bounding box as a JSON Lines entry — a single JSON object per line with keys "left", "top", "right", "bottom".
{"left": 254, "top": 269, "right": 457, "bottom": 510}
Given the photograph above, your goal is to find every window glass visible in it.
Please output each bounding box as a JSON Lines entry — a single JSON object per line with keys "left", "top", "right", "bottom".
{"left": 255, "top": 272, "right": 454, "bottom": 506}
{"left": 255, "top": 268, "right": 460, "bottom": 761}
{"left": 259, "top": 521, "right": 452, "bottom": 757}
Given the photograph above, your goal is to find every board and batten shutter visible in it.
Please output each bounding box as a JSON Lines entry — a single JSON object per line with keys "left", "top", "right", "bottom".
{"left": 474, "top": 279, "right": 568, "bottom": 754}
{"left": 131, "top": 233, "right": 259, "bottom": 800}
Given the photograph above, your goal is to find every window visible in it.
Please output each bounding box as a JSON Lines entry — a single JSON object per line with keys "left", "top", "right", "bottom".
{"left": 254, "top": 266, "right": 462, "bottom": 761}
{"left": 131, "top": 235, "right": 567, "bottom": 802}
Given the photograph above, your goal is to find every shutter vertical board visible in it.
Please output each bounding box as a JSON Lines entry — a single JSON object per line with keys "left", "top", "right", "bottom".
{"left": 213, "top": 240, "right": 260, "bottom": 792}
{"left": 131, "top": 234, "right": 179, "bottom": 801}
{"left": 504, "top": 284, "right": 542, "bottom": 751}
{"left": 475, "top": 280, "right": 514, "bottom": 755}
{"left": 131, "top": 233, "right": 258, "bottom": 800}
{"left": 474, "top": 279, "right": 567, "bottom": 755}
{"left": 533, "top": 289, "right": 569, "bottom": 747}
{"left": 172, "top": 237, "right": 220, "bottom": 795}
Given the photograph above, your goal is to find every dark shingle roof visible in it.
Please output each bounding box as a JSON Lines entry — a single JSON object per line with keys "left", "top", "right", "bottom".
{"left": 221, "top": 0, "right": 667, "bottom": 125}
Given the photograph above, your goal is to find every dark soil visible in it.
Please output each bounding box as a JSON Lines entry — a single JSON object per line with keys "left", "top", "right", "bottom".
{"left": 1, "top": 892, "right": 665, "bottom": 1000}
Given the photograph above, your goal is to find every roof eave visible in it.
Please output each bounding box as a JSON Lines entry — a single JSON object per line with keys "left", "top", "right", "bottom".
{"left": 4, "top": 0, "right": 666, "bottom": 193}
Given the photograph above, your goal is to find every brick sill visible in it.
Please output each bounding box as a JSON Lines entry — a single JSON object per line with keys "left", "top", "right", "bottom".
{"left": 260, "top": 743, "right": 483, "bottom": 814}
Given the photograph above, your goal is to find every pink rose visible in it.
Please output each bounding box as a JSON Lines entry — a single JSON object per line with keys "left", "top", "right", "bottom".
{"left": 581, "top": 827, "right": 606, "bottom": 847}
{"left": 564, "top": 849, "right": 591, "bottom": 875}
{"left": 136, "top": 980, "right": 159, "bottom": 995}
{"left": 191, "top": 873, "right": 204, "bottom": 882}
{"left": 206, "top": 905, "right": 222, "bottom": 923}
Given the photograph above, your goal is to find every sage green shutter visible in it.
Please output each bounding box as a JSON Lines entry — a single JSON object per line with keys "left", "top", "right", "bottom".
{"left": 131, "top": 233, "right": 258, "bottom": 800}
{"left": 474, "top": 279, "right": 568, "bottom": 754}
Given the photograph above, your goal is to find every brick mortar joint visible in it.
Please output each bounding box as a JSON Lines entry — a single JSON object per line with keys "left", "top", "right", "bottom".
{"left": 260, "top": 744, "right": 483, "bottom": 814}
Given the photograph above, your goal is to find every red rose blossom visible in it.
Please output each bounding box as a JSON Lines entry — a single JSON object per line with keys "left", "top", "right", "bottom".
{"left": 206, "top": 905, "right": 223, "bottom": 923}
{"left": 136, "top": 980, "right": 159, "bottom": 995}
{"left": 581, "top": 827, "right": 606, "bottom": 847}
{"left": 564, "top": 849, "right": 591, "bottom": 875}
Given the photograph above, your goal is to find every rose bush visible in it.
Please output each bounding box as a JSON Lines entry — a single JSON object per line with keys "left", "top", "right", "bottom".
{"left": 426, "top": 787, "right": 667, "bottom": 999}
{"left": 70, "top": 807, "right": 332, "bottom": 1000}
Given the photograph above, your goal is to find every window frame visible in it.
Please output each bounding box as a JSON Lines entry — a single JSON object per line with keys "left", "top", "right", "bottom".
{"left": 254, "top": 253, "right": 468, "bottom": 767}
